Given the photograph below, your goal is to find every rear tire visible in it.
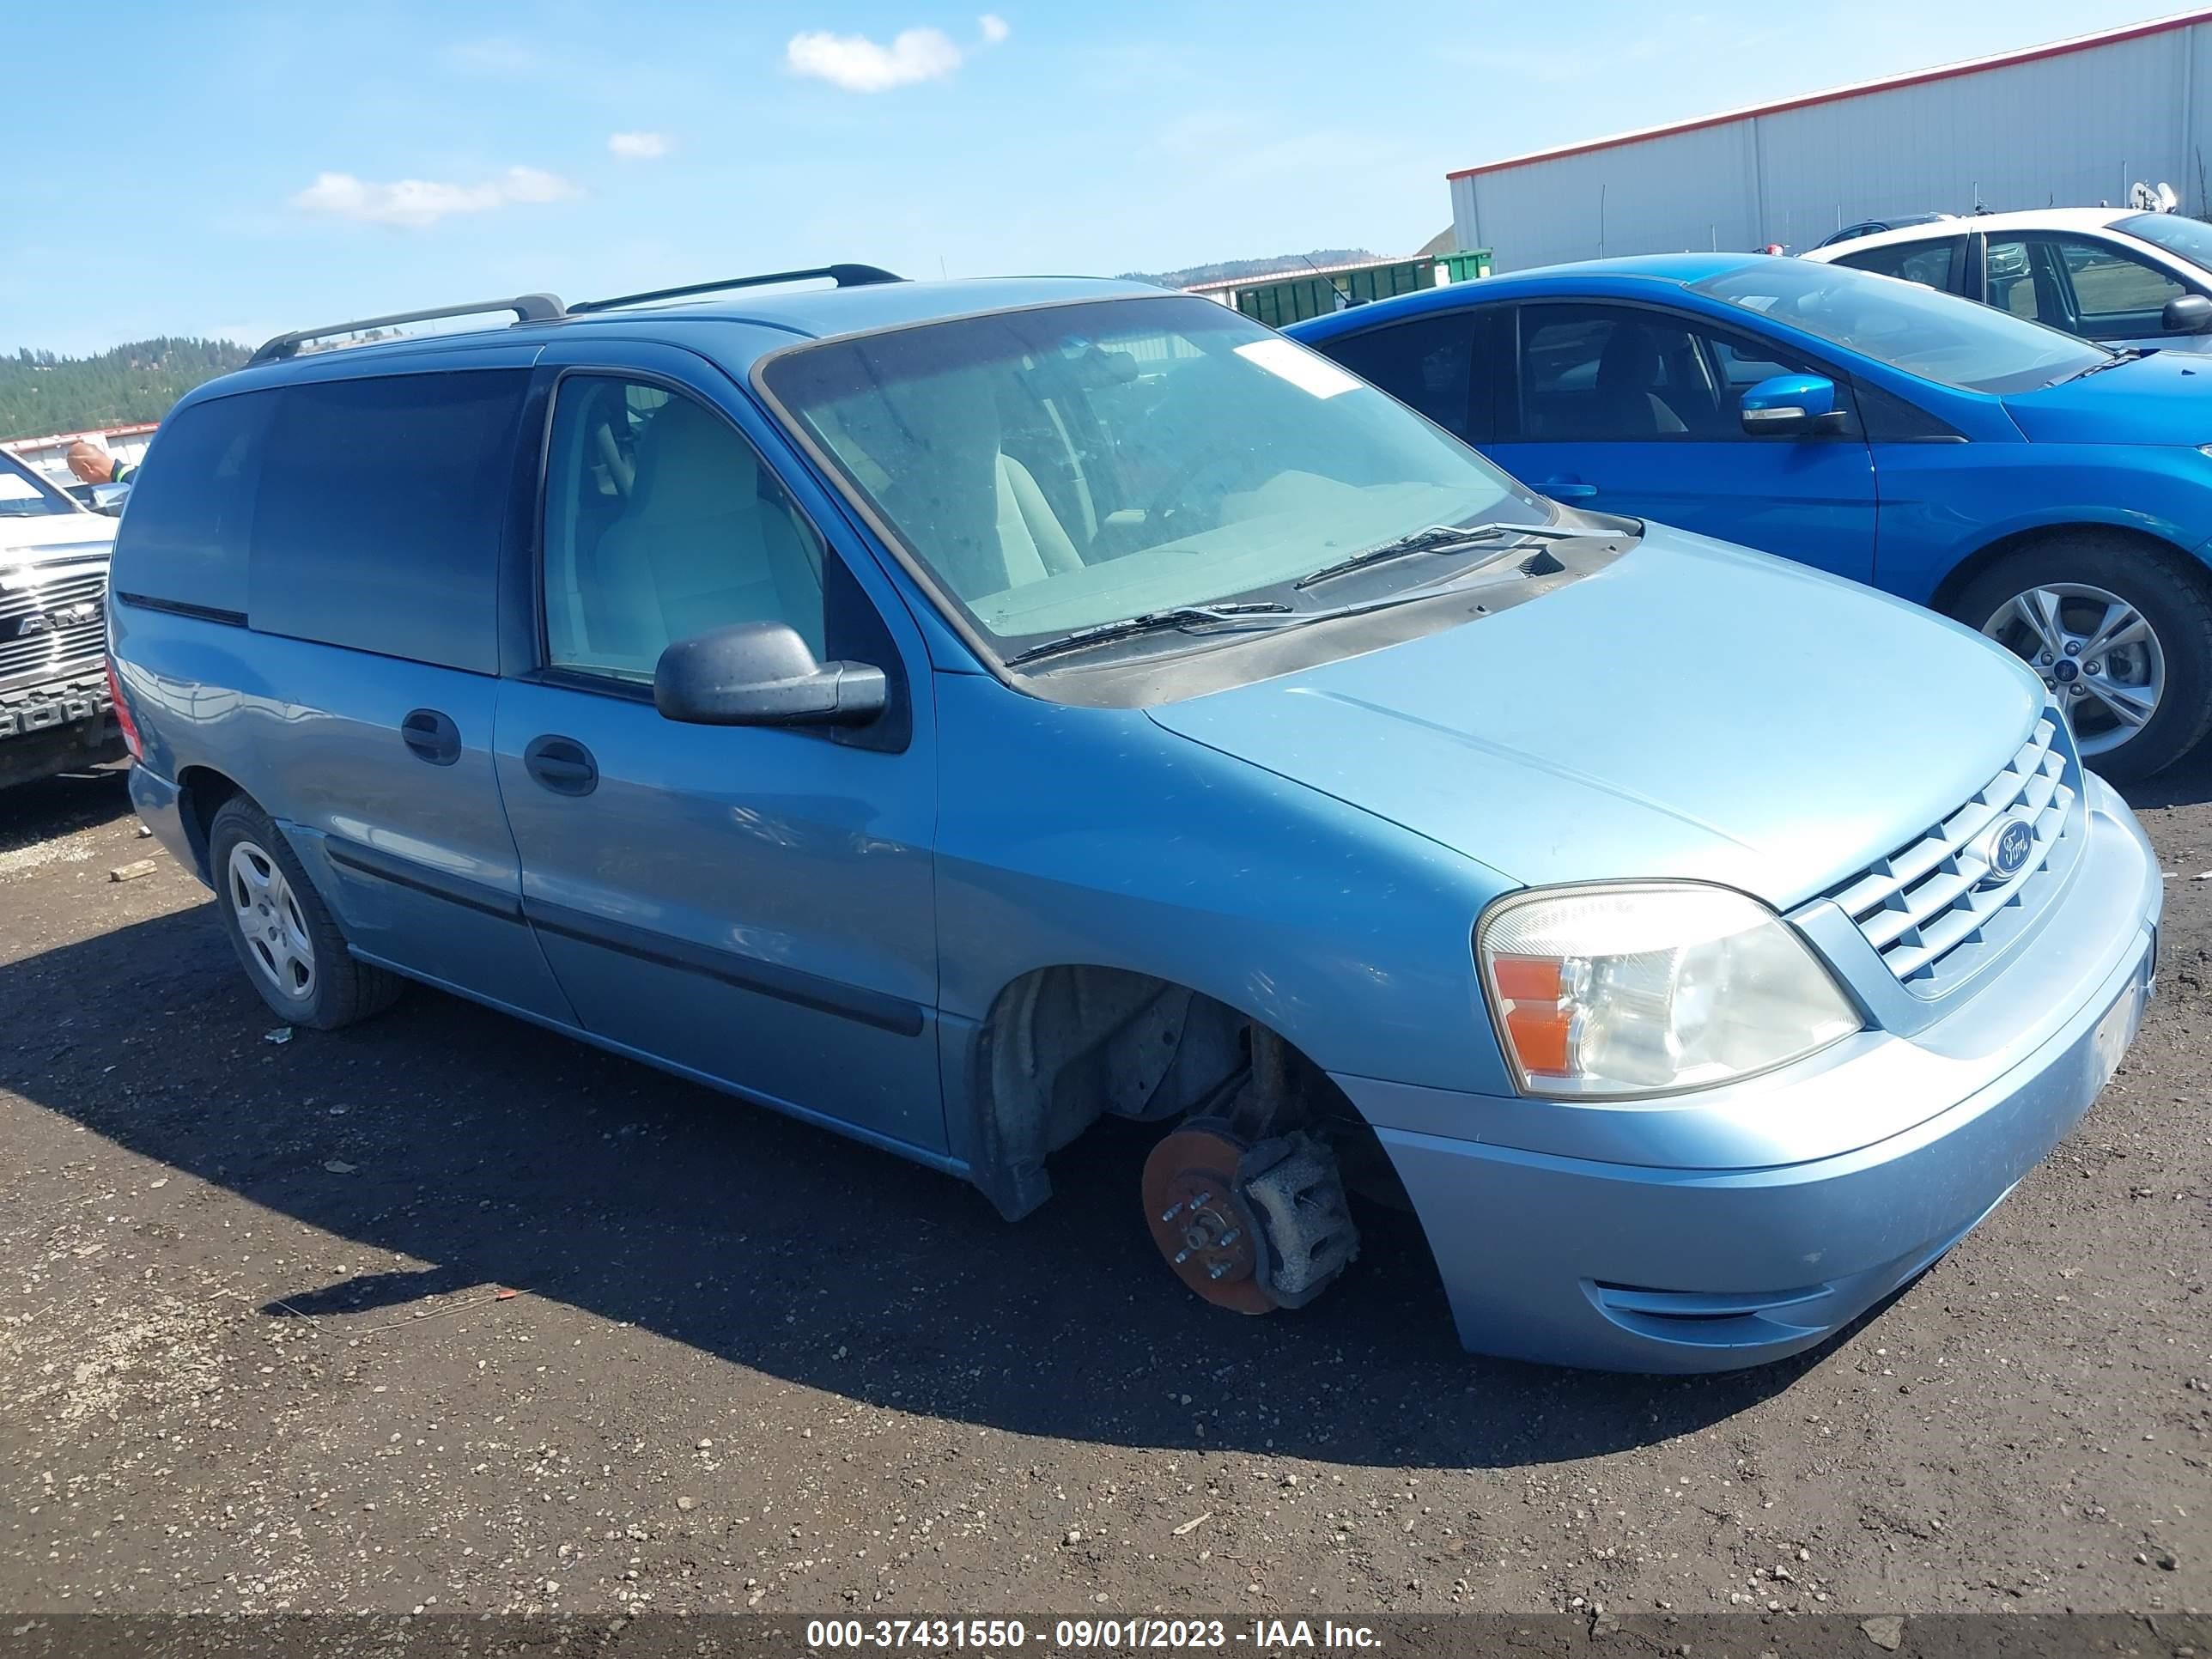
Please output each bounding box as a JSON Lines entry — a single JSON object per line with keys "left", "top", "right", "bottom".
{"left": 207, "top": 797, "right": 401, "bottom": 1030}
{"left": 1952, "top": 535, "right": 2212, "bottom": 781}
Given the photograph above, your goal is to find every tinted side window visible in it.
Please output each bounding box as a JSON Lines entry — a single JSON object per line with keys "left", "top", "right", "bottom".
{"left": 1835, "top": 238, "right": 1960, "bottom": 291}
{"left": 1516, "top": 304, "right": 1726, "bottom": 441}
{"left": 110, "top": 391, "right": 277, "bottom": 617}
{"left": 541, "top": 374, "right": 829, "bottom": 680}
{"left": 1320, "top": 313, "right": 1483, "bottom": 441}
{"left": 250, "top": 372, "right": 529, "bottom": 674}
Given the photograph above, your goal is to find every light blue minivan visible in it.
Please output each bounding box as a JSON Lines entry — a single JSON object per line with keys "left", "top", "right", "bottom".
{"left": 108, "top": 269, "right": 2160, "bottom": 1371}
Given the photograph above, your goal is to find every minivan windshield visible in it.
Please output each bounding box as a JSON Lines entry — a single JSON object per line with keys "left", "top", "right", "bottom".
{"left": 1693, "top": 258, "right": 2109, "bottom": 394}
{"left": 758, "top": 295, "right": 1550, "bottom": 650}
{"left": 2118, "top": 210, "right": 2212, "bottom": 273}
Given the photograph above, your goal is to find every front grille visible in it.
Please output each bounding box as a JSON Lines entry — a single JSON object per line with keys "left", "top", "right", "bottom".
{"left": 1828, "top": 711, "right": 2082, "bottom": 996}
{"left": 0, "top": 568, "right": 108, "bottom": 691}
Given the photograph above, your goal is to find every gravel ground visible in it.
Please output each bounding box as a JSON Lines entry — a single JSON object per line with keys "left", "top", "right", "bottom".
{"left": 0, "top": 759, "right": 2206, "bottom": 1621}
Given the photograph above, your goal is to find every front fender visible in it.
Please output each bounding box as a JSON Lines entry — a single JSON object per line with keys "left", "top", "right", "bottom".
{"left": 932, "top": 672, "right": 1516, "bottom": 1096}
{"left": 1870, "top": 442, "right": 2212, "bottom": 605}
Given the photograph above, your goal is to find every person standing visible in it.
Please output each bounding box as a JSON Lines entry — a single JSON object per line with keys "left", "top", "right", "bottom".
{"left": 64, "top": 439, "right": 135, "bottom": 487}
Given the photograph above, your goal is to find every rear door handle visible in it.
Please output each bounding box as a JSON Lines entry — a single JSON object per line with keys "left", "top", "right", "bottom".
{"left": 524, "top": 734, "right": 599, "bottom": 797}
{"left": 1540, "top": 477, "right": 1601, "bottom": 500}
{"left": 400, "top": 708, "right": 461, "bottom": 766}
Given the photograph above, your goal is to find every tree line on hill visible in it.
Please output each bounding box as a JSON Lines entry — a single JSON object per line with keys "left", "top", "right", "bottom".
{"left": 1119, "top": 249, "right": 1381, "bottom": 289}
{"left": 0, "top": 337, "right": 251, "bottom": 439}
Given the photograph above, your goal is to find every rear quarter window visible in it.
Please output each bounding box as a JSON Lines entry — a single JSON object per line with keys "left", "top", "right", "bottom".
{"left": 249, "top": 371, "right": 529, "bottom": 674}
{"left": 1318, "top": 312, "right": 1489, "bottom": 441}
{"left": 111, "top": 390, "right": 277, "bottom": 617}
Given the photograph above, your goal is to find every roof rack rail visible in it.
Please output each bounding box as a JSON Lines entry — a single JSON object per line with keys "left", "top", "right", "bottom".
{"left": 249, "top": 293, "right": 567, "bottom": 366}
{"left": 567, "top": 264, "right": 904, "bottom": 314}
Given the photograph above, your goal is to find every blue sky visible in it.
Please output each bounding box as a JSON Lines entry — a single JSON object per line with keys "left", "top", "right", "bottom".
{"left": 1, "top": 0, "right": 2186, "bottom": 356}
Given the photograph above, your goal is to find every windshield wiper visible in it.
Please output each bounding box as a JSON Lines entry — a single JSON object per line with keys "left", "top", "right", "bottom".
{"left": 2053, "top": 346, "right": 2149, "bottom": 384}
{"left": 1004, "top": 602, "right": 1295, "bottom": 666}
{"left": 1291, "top": 520, "right": 1593, "bottom": 590}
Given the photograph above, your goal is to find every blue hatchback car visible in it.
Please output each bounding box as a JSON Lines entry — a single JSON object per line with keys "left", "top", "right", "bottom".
{"left": 1290, "top": 253, "right": 2212, "bottom": 778}
{"left": 109, "top": 269, "right": 2160, "bottom": 1371}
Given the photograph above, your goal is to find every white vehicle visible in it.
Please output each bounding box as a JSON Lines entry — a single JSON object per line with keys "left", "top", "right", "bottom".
{"left": 1802, "top": 207, "right": 2212, "bottom": 355}
{"left": 0, "top": 448, "right": 121, "bottom": 788}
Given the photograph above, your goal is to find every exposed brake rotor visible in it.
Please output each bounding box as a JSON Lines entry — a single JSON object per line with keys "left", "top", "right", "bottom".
{"left": 1141, "top": 1122, "right": 1276, "bottom": 1314}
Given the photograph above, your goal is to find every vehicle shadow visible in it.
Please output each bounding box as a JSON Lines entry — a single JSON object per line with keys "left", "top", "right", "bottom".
{"left": 0, "top": 763, "right": 132, "bottom": 854}
{"left": 1, "top": 904, "right": 1826, "bottom": 1471}
{"left": 2123, "top": 742, "right": 2212, "bottom": 812}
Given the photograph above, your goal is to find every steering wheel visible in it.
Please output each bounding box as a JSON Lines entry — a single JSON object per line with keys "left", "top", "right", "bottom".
{"left": 1139, "top": 440, "right": 1247, "bottom": 536}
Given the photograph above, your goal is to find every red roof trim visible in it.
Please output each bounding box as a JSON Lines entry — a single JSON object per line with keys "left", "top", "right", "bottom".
{"left": 1446, "top": 8, "right": 2212, "bottom": 181}
{"left": 0, "top": 422, "right": 161, "bottom": 448}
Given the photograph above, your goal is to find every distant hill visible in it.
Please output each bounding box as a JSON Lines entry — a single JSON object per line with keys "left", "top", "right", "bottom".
{"left": 0, "top": 337, "right": 252, "bottom": 438}
{"left": 1119, "top": 249, "right": 1383, "bottom": 289}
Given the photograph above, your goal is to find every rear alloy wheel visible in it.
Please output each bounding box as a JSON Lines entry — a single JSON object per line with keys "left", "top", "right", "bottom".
{"left": 206, "top": 796, "right": 402, "bottom": 1030}
{"left": 228, "top": 839, "right": 317, "bottom": 1006}
{"left": 1955, "top": 537, "right": 2212, "bottom": 781}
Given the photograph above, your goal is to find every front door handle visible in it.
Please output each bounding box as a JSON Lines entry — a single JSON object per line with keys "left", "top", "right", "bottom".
{"left": 400, "top": 708, "right": 461, "bottom": 766}
{"left": 524, "top": 734, "right": 599, "bottom": 797}
{"left": 1540, "top": 477, "right": 1601, "bottom": 500}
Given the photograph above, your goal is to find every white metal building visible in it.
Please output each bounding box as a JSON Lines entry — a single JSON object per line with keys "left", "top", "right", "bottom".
{"left": 1449, "top": 9, "right": 2212, "bottom": 272}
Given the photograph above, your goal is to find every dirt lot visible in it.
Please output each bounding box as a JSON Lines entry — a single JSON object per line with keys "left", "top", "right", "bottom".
{"left": 0, "top": 759, "right": 2207, "bottom": 1622}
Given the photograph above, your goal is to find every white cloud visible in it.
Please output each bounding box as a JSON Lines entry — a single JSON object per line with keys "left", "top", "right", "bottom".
{"left": 785, "top": 15, "right": 1007, "bottom": 93}
{"left": 786, "top": 25, "right": 962, "bottom": 92}
{"left": 607, "top": 131, "right": 672, "bottom": 161}
{"left": 290, "top": 166, "right": 578, "bottom": 229}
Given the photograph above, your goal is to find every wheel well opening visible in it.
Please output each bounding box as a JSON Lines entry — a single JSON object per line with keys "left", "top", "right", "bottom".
{"left": 1930, "top": 523, "right": 2209, "bottom": 619}
{"left": 968, "top": 965, "right": 1401, "bottom": 1224}
{"left": 174, "top": 766, "right": 246, "bottom": 882}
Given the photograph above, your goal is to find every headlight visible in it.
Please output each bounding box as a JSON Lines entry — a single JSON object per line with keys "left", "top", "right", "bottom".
{"left": 1476, "top": 882, "right": 1860, "bottom": 1099}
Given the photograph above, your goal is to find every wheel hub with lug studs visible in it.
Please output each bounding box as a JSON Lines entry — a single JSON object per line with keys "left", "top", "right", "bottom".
{"left": 1140, "top": 1123, "right": 1275, "bottom": 1315}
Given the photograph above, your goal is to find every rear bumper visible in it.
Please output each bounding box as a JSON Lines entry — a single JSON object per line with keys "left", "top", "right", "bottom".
{"left": 128, "top": 762, "right": 200, "bottom": 882}
{"left": 1339, "top": 778, "right": 2160, "bottom": 1373}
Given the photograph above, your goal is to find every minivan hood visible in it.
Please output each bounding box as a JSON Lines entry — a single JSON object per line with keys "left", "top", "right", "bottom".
{"left": 2002, "top": 349, "right": 2212, "bottom": 445}
{"left": 1147, "top": 529, "right": 2042, "bottom": 907}
{"left": 0, "top": 514, "right": 116, "bottom": 564}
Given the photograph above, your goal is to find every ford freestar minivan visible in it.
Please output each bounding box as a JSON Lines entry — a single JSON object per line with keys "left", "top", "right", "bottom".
{"left": 108, "top": 270, "right": 2162, "bottom": 1371}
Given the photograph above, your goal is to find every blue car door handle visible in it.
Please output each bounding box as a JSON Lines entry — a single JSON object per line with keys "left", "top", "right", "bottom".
{"left": 524, "top": 733, "right": 599, "bottom": 798}
{"left": 1541, "top": 477, "right": 1601, "bottom": 499}
{"left": 400, "top": 708, "right": 461, "bottom": 766}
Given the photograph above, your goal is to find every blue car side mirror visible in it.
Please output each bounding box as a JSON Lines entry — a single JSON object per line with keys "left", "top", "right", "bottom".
{"left": 1740, "top": 374, "right": 1845, "bottom": 435}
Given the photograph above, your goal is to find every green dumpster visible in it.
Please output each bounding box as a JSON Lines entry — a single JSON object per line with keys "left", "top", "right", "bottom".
{"left": 1224, "top": 252, "right": 1493, "bottom": 328}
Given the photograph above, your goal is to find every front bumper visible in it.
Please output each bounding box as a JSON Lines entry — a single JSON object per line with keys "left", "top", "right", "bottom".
{"left": 1340, "top": 776, "right": 2161, "bottom": 1373}
{"left": 0, "top": 669, "right": 122, "bottom": 789}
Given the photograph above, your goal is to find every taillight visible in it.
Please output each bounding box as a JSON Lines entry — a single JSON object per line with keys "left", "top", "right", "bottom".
{"left": 106, "top": 656, "right": 143, "bottom": 762}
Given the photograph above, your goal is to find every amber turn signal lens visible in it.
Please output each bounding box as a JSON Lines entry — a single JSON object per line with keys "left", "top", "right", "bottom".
{"left": 1503, "top": 1002, "right": 1575, "bottom": 1076}
{"left": 1491, "top": 953, "right": 1562, "bottom": 1003}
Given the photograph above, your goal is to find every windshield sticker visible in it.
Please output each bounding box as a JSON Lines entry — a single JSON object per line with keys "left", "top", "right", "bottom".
{"left": 1233, "top": 338, "right": 1363, "bottom": 399}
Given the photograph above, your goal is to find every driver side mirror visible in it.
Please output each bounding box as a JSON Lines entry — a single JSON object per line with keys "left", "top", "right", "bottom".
{"left": 2161, "top": 294, "right": 2212, "bottom": 336}
{"left": 1740, "top": 374, "right": 1846, "bottom": 436}
{"left": 654, "top": 622, "right": 887, "bottom": 728}
{"left": 88, "top": 482, "right": 131, "bottom": 517}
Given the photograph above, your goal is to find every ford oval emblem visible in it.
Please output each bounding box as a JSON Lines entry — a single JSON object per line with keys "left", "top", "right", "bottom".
{"left": 1980, "top": 815, "right": 2035, "bottom": 884}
